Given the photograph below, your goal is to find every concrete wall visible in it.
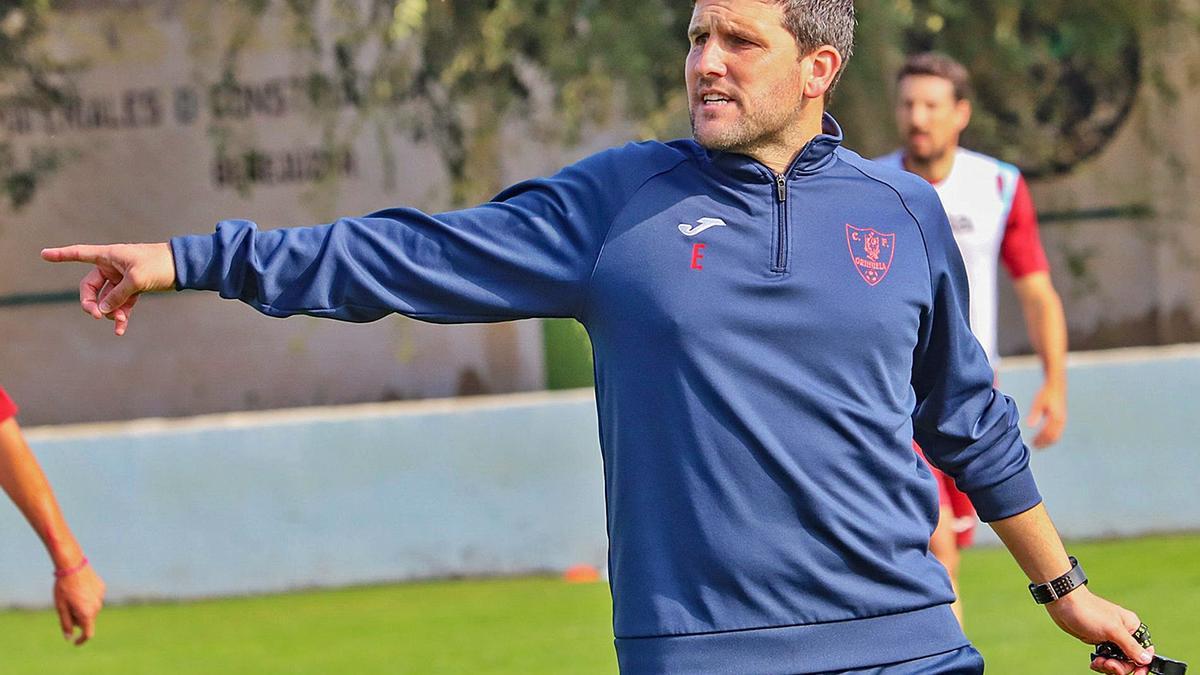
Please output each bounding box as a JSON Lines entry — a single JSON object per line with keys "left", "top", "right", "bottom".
{"left": 0, "top": 2, "right": 643, "bottom": 425}
{"left": 975, "top": 344, "right": 1200, "bottom": 546}
{"left": 1, "top": 345, "right": 1197, "bottom": 608}
{"left": 0, "top": 390, "right": 608, "bottom": 607}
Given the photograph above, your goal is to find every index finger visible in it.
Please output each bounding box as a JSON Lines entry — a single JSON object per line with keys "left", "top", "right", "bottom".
{"left": 41, "top": 245, "right": 109, "bottom": 264}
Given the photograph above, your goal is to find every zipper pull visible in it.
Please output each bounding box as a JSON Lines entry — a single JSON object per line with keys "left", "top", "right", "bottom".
{"left": 775, "top": 174, "right": 787, "bottom": 202}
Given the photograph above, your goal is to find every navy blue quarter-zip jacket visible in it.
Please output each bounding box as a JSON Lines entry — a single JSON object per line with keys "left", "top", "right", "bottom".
{"left": 172, "top": 115, "right": 1041, "bottom": 674}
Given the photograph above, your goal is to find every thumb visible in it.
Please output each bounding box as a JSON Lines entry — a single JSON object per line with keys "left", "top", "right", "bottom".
{"left": 1113, "top": 619, "right": 1152, "bottom": 667}
{"left": 98, "top": 276, "right": 140, "bottom": 315}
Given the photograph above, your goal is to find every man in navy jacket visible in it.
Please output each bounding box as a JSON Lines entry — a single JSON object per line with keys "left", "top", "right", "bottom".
{"left": 44, "top": 2, "right": 1151, "bottom": 673}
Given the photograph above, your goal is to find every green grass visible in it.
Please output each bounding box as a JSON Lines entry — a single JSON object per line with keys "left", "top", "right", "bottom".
{"left": 1, "top": 534, "right": 1196, "bottom": 674}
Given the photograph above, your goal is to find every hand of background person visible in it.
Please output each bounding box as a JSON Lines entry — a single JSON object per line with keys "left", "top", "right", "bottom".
{"left": 41, "top": 243, "right": 176, "bottom": 336}
{"left": 1044, "top": 586, "right": 1153, "bottom": 675}
{"left": 53, "top": 563, "right": 105, "bottom": 646}
{"left": 1026, "top": 381, "right": 1066, "bottom": 449}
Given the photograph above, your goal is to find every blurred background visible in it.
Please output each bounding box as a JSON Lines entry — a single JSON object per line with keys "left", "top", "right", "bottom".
{"left": 0, "top": 1, "right": 1197, "bottom": 673}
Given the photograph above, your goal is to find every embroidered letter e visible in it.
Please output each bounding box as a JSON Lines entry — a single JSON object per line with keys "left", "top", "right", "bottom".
{"left": 690, "top": 243, "right": 706, "bottom": 270}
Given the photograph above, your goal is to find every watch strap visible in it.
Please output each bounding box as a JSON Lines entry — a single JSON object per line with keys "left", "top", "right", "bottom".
{"left": 1029, "top": 555, "right": 1087, "bottom": 604}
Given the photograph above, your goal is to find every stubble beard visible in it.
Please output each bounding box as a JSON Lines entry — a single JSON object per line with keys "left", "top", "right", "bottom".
{"left": 904, "top": 141, "right": 952, "bottom": 172}
{"left": 691, "top": 109, "right": 755, "bottom": 152}
{"left": 904, "top": 129, "right": 955, "bottom": 164}
{"left": 690, "top": 95, "right": 804, "bottom": 157}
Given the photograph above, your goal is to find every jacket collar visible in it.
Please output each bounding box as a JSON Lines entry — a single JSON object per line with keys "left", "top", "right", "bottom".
{"left": 704, "top": 113, "right": 844, "bottom": 182}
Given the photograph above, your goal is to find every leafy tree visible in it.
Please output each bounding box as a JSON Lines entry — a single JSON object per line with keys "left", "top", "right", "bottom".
{"left": 214, "top": 0, "right": 1191, "bottom": 197}
{"left": 836, "top": 0, "right": 1198, "bottom": 177}
{"left": 0, "top": 0, "right": 74, "bottom": 209}
{"left": 3, "top": 1, "right": 1194, "bottom": 208}
{"left": 208, "top": 0, "right": 690, "bottom": 205}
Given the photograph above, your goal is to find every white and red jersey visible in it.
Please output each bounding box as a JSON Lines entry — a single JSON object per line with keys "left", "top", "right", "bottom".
{"left": 876, "top": 148, "right": 1049, "bottom": 365}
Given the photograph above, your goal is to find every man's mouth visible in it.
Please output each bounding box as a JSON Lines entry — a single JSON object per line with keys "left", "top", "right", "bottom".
{"left": 699, "top": 92, "right": 735, "bottom": 107}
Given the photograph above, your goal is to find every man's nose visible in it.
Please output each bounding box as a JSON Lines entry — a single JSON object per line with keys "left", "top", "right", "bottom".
{"left": 908, "top": 105, "right": 931, "bottom": 129}
{"left": 695, "top": 41, "right": 728, "bottom": 78}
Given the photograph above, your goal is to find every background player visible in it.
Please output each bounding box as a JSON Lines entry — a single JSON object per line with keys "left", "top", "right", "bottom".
{"left": 0, "top": 384, "right": 105, "bottom": 644}
{"left": 877, "top": 52, "right": 1070, "bottom": 626}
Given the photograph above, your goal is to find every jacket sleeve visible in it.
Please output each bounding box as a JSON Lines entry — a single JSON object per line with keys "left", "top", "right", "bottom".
{"left": 910, "top": 191, "right": 1043, "bottom": 522}
{"left": 171, "top": 145, "right": 649, "bottom": 324}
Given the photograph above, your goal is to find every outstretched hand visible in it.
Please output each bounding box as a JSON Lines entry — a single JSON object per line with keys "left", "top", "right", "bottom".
{"left": 41, "top": 243, "right": 175, "bottom": 336}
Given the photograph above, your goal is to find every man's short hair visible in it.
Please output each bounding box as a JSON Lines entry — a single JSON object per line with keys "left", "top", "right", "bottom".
{"left": 897, "top": 52, "right": 973, "bottom": 101}
{"left": 692, "top": 1, "right": 857, "bottom": 90}
{"left": 775, "top": 0, "right": 857, "bottom": 76}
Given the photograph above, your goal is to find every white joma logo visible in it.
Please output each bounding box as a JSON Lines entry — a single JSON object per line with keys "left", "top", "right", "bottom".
{"left": 678, "top": 217, "right": 728, "bottom": 237}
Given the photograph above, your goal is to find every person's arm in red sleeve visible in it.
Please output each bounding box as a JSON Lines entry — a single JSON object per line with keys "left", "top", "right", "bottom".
{"left": 0, "top": 387, "right": 106, "bottom": 645}
{"left": 1001, "top": 175, "right": 1069, "bottom": 449}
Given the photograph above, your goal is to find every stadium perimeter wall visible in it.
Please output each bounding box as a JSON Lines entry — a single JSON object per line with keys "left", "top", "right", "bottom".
{"left": 1, "top": 345, "right": 1197, "bottom": 607}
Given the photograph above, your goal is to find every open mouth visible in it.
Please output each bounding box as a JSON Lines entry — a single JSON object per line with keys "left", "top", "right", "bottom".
{"left": 700, "top": 92, "right": 735, "bottom": 107}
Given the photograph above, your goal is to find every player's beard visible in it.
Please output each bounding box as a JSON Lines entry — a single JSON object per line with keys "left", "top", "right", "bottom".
{"left": 690, "top": 89, "right": 804, "bottom": 156}
{"left": 904, "top": 131, "right": 953, "bottom": 164}
{"left": 904, "top": 137, "right": 952, "bottom": 170}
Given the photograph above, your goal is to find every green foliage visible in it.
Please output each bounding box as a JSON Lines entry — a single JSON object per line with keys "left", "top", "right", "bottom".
{"left": 215, "top": 0, "right": 1194, "bottom": 197}
{"left": 0, "top": 0, "right": 73, "bottom": 210}
{"left": 206, "top": 0, "right": 689, "bottom": 205}
{"left": 838, "top": 0, "right": 1196, "bottom": 175}
{"left": 1, "top": 2, "right": 1195, "bottom": 208}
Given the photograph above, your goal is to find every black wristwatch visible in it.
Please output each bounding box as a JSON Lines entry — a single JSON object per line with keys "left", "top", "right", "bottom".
{"left": 1029, "top": 555, "right": 1087, "bottom": 604}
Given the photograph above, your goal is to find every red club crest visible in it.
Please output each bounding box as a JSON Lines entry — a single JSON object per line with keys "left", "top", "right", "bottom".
{"left": 846, "top": 225, "right": 896, "bottom": 286}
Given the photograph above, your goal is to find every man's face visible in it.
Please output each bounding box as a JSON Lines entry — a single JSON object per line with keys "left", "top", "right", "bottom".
{"left": 895, "top": 74, "right": 970, "bottom": 162}
{"left": 686, "top": 0, "right": 807, "bottom": 154}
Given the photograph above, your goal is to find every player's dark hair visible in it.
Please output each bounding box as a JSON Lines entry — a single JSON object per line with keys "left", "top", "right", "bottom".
{"left": 898, "top": 52, "right": 973, "bottom": 101}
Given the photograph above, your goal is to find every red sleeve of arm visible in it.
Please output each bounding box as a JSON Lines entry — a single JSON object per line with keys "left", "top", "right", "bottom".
{"left": 1000, "top": 174, "right": 1050, "bottom": 279}
{"left": 0, "top": 386, "right": 18, "bottom": 422}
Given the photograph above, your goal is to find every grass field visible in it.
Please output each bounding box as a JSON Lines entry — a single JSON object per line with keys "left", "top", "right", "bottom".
{"left": 1, "top": 534, "right": 1195, "bottom": 674}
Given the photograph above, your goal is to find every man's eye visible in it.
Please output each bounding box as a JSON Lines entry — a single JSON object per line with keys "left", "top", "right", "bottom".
{"left": 691, "top": 34, "right": 708, "bottom": 46}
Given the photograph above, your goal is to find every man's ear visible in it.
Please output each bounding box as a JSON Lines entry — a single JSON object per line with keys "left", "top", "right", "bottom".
{"left": 955, "top": 98, "right": 972, "bottom": 133}
{"left": 803, "top": 45, "right": 843, "bottom": 100}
